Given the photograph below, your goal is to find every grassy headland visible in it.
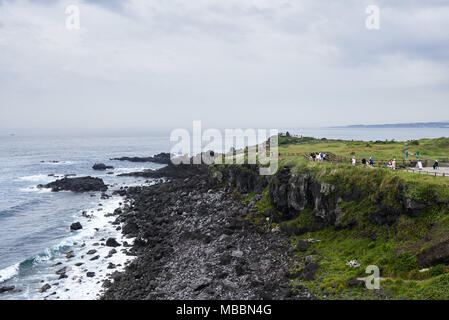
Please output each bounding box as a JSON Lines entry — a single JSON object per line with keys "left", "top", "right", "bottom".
{"left": 225, "top": 136, "right": 449, "bottom": 299}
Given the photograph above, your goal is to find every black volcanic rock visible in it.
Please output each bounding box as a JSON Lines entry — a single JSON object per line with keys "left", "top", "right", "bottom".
{"left": 106, "top": 238, "right": 121, "bottom": 247}
{"left": 40, "top": 284, "right": 51, "bottom": 293}
{"left": 70, "top": 222, "right": 83, "bottom": 231}
{"left": 92, "top": 163, "right": 114, "bottom": 170}
{"left": 38, "top": 177, "right": 107, "bottom": 192}
{"left": 111, "top": 152, "right": 171, "bottom": 164}
{"left": 0, "top": 286, "right": 15, "bottom": 294}
{"left": 119, "top": 163, "right": 208, "bottom": 179}
{"left": 102, "top": 165, "right": 311, "bottom": 301}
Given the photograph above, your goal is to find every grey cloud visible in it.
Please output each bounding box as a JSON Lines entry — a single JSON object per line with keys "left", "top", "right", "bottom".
{"left": 0, "top": 0, "right": 448, "bottom": 132}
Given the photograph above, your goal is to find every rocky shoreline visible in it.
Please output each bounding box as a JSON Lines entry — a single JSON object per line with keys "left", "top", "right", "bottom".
{"left": 102, "top": 166, "right": 311, "bottom": 300}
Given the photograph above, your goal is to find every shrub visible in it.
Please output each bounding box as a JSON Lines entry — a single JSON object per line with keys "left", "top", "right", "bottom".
{"left": 432, "top": 264, "right": 446, "bottom": 277}
{"left": 392, "top": 251, "right": 418, "bottom": 276}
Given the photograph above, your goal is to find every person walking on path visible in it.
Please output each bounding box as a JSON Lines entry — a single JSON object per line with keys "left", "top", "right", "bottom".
{"left": 433, "top": 160, "right": 440, "bottom": 170}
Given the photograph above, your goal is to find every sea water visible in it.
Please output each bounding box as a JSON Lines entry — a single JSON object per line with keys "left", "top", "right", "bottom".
{"left": 0, "top": 134, "right": 168, "bottom": 299}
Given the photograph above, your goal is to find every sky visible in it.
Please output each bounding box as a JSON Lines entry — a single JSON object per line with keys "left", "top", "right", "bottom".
{"left": 0, "top": 0, "right": 449, "bottom": 133}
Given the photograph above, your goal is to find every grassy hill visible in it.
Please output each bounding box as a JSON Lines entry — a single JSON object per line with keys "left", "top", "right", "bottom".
{"left": 228, "top": 136, "right": 449, "bottom": 299}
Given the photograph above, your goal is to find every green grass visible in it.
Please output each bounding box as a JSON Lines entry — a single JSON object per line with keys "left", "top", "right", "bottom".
{"left": 278, "top": 136, "right": 449, "bottom": 162}
{"left": 273, "top": 156, "right": 449, "bottom": 299}
{"left": 291, "top": 215, "right": 449, "bottom": 299}
{"left": 257, "top": 137, "right": 449, "bottom": 299}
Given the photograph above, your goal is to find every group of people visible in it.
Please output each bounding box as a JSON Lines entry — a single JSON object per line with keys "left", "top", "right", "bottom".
{"left": 310, "top": 152, "right": 327, "bottom": 162}
{"left": 351, "top": 156, "right": 375, "bottom": 167}
{"left": 351, "top": 158, "right": 440, "bottom": 171}
{"left": 309, "top": 150, "right": 443, "bottom": 172}
{"left": 386, "top": 159, "right": 397, "bottom": 170}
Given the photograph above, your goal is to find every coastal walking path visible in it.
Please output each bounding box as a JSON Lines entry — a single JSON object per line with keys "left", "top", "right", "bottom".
{"left": 404, "top": 167, "right": 449, "bottom": 178}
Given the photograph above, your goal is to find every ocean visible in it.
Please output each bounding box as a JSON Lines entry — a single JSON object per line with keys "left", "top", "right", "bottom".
{"left": 0, "top": 127, "right": 448, "bottom": 300}
{"left": 0, "top": 134, "right": 169, "bottom": 299}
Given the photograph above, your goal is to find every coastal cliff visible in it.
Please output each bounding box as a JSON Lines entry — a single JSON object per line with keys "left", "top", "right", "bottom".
{"left": 218, "top": 162, "right": 449, "bottom": 299}
{"left": 103, "top": 159, "right": 449, "bottom": 300}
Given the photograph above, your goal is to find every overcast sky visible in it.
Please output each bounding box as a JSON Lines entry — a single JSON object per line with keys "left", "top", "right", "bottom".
{"left": 1, "top": 0, "right": 449, "bottom": 133}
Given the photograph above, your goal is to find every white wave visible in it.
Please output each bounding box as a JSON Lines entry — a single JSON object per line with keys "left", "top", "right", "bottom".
{"left": 0, "top": 263, "right": 19, "bottom": 283}
{"left": 19, "top": 186, "right": 52, "bottom": 193}
{"left": 6, "top": 180, "right": 156, "bottom": 300}
{"left": 34, "top": 248, "right": 54, "bottom": 263}
{"left": 37, "top": 197, "right": 136, "bottom": 300}
{"left": 114, "top": 167, "right": 150, "bottom": 174}
{"left": 41, "top": 161, "right": 74, "bottom": 165}
{"left": 16, "top": 174, "right": 56, "bottom": 183}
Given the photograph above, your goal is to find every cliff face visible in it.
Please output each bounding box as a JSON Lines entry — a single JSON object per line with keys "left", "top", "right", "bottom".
{"left": 211, "top": 164, "right": 270, "bottom": 194}
{"left": 269, "top": 166, "right": 340, "bottom": 225}
{"left": 221, "top": 164, "right": 436, "bottom": 232}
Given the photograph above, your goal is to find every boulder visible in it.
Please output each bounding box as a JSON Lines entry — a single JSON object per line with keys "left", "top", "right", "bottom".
{"left": 40, "top": 284, "right": 51, "bottom": 293}
{"left": 417, "top": 239, "right": 449, "bottom": 267}
{"left": 348, "top": 279, "right": 365, "bottom": 287}
{"left": 106, "top": 238, "right": 121, "bottom": 247}
{"left": 70, "top": 222, "right": 82, "bottom": 231}
{"left": 55, "top": 267, "right": 67, "bottom": 275}
{"left": 296, "top": 240, "right": 310, "bottom": 252}
{"left": 298, "top": 262, "right": 319, "bottom": 281}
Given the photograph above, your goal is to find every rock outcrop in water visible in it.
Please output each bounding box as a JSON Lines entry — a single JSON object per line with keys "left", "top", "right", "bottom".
{"left": 0, "top": 286, "right": 15, "bottom": 294}
{"left": 38, "top": 176, "right": 107, "bottom": 192}
{"left": 110, "top": 153, "right": 172, "bottom": 164}
{"left": 92, "top": 163, "right": 114, "bottom": 170}
{"left": 70, "top": 222, "right": 83, "bottom": 231}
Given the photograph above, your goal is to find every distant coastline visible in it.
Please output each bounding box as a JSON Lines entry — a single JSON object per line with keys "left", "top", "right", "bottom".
{"left": 332, "top": 121, "right": 449, "bottom": 129}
